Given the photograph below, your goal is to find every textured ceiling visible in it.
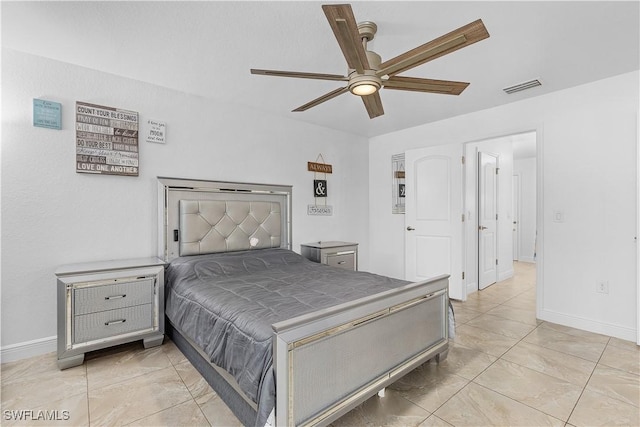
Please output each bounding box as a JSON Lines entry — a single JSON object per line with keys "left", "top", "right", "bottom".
{"left": 2, "top": 1, "right": 639, "bottom": 137}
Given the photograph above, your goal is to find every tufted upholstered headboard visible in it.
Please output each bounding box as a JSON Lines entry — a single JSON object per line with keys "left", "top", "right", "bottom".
{"left": 158, "top": 177, "right": 292, "bottom": 261}
{"left": 179, "top": 200, "right": 281, "bottom": 256}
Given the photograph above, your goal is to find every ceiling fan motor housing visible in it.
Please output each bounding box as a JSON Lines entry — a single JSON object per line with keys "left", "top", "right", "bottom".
{"left": 365, "top": 50, "right": 381, "bottom": 70}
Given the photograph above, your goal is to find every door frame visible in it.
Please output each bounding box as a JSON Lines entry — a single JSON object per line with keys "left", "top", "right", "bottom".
{"left": 636, "top": 109, "right": 639, "bottom": 345}
{"left": 463, "top": 129, "right": 541, "bottom": 301}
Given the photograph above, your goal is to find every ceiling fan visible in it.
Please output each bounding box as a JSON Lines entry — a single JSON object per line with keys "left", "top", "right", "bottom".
{"left": 251, "top": 4, "right": 489, "bottom": 119}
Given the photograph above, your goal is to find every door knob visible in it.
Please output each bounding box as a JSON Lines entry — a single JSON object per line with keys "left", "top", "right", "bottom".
{"left": 478, "top": 225, "right": 487, "bottom": 231}
{"left": 406, "top": 226, "right": 415, "bottom": 231}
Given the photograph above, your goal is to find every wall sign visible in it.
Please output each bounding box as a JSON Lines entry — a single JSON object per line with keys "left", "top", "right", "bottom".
{"left": 308, "top": 154, "right": 333, "bottom": 216}
{"left": 145, "top": 119, "right": 166, "bottom": 144}
{"left": 308, "top": 205, "right": 333, "bottom": 216}
{"left": 76, "top": 101, "right": 139, "bottom": 176}
{"left": 392, "top": 153, "right": 405, "bottom": 214}
{"left": 314, "top": 180, "right": 328, "bottom": 197}
{"left": 308, "top": 161, "right": 333, "bottom": 173}
{"left": 33, "top": 99, "right": 62, "bottom": 130}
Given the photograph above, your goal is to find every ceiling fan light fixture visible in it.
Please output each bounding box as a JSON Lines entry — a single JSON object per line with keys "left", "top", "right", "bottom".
{"left": 350, "top": 81, "right": 379, "bottom": 96}
{"left": 348, "top": 72, "right": 382, "bottom": 96}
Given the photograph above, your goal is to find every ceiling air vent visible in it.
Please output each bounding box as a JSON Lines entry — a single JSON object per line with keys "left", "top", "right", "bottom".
{"left": 503, "top": 79, "right": 542, "bottom": 94}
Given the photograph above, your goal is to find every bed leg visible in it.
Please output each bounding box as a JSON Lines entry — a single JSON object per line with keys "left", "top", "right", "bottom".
{"left": 435, "top": 349, "right": 449, "bottom": 363}
{"left": 377, "top": 388, "right": 386, "bottom": 398}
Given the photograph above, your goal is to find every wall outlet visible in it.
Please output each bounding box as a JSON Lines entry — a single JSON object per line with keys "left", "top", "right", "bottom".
{"left": 596, "top": 281, "right": 609, "bottom": 294}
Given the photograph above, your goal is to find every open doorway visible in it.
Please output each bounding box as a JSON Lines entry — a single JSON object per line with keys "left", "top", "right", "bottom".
{"left": 464, "top": 131, "right": 537, "bottom": 296}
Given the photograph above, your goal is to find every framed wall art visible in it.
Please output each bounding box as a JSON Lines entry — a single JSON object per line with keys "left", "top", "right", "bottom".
{"left": 75, "top": 101, "right": 139, "bottom": 176}
{"left": 392, "top": 153, "right": 405, "bottom": 214}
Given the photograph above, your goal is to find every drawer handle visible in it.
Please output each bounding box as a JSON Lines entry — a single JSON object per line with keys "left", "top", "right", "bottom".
{"left": 105, "top": 294, "right": 126, "bottom": 300}
{"left": 337, "top": 261, "right": 346, "bottom": 265}
{"left": 105, "top": 319, "right": 127, "bottom": 326}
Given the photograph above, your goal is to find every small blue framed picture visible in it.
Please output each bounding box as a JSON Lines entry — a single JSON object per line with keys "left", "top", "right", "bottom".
{"left": 33, "top": 99, "right": 62, "bottom": 130}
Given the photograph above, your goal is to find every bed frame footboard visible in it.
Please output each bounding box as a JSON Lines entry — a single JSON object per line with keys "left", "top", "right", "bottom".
{"left": 272, "top": 275, "right": 449, "bottom": 427}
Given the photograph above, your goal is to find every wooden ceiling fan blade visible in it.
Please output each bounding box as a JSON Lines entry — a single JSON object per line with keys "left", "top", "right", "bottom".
{"left": 251, "top": 69, "right": 347, "bottom": 81}
{"left": 361, "top": 92, "right": 384, "bottom": 119}
{"left": 322, "top": 4, "right": 369, "bottom": 74}
{"left": 292, "top": 87, "right": 349, "bottom": 112}
{"left": 384, "top": 76, "right": 470, "bottom": 95}
{"left": 377, "top": 19, "right": 489, "bottom": 77}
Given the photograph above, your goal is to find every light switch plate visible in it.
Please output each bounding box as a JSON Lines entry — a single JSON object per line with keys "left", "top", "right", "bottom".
{"left": 553, "top": 211, "right": 564, "bottom": 222}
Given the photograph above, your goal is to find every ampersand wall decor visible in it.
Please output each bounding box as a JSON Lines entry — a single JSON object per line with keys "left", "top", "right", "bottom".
{"left": 307, "top": 154, "right": 334, "bottom": 216}
{"left": 314, "top": 180, "right": 327, "bottom": 197}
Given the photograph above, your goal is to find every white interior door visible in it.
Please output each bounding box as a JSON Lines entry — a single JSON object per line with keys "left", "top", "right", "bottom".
{"left": 405, "top": 144, "right": 464, "bottom": 300}
{"left": 478, "top": 151, "right": 498, "bottom": 289}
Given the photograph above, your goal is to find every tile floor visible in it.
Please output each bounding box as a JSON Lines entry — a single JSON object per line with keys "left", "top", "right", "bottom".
{"left": 2, "top": 262, "right": 638, "bottom": 426}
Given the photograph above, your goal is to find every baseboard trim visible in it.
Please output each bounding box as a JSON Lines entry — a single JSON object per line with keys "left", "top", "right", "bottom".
{"left": 538, "top": 309, "right": 636, "bottom": 342}
{"left": 498, "top": 268, "right": 514, "bottom": 282}
{"left": 1, "top": 336, "right": 57, "bottom": 363}
{"left": 464, "top": 269, "right": 514, "bottom": 298}
{"left": 465, "top": 281, "right": 478, "bottom": 298}
{"left": 519, "top": 256, "right": 536, "bottom": 263}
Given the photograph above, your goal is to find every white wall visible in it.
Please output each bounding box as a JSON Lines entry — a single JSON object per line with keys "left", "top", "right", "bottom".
{"left": 1, "top": 49, "right": 370, "bottom": 357}
{"left": 368, "top": 71, "right": 638, "bottom": 341}
{"left": 514, "top": 157, "right": 537, "bottom": 262}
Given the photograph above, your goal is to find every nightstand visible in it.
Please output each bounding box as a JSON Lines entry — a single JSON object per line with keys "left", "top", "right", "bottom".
{"left": 56, "top": 257, "right": 165, "bottom": 369}
{"left": 300, "top": 241, "right": 358, "bottom": 271}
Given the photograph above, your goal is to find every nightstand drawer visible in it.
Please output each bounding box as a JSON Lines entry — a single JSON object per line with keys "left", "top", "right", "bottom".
{"left": 74, "top": 278, "right": 154, "bottom": 315}
{"left": 74, "top": 304, "right": 153, "bottom": 343}
{"left": 301, "top": 241, "right": 358, "bottom": 271}
{"left": 326, "top": 253, "right": 356, "bottom": 270}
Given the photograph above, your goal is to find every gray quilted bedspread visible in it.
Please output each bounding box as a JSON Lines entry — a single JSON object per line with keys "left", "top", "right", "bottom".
{"left": 164, "top": 248, "right": 408, "bottom": 426}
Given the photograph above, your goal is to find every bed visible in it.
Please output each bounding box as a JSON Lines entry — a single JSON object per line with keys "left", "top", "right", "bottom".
{"left": 157, "top": 177, "right": 450, "bottom": 427}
